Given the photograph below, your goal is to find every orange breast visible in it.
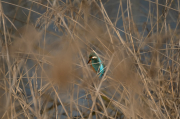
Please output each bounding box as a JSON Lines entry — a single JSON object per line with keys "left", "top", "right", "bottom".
{"left": 91, "top": 65, "right": 97, "bottom": 73}
{"left": 89, "top": 60, "right": 96, "bottom": 73}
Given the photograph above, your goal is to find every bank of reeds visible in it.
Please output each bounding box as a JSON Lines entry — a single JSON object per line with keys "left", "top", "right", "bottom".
{"left": 0, "top": 0, "right": 180, "bottom": 118}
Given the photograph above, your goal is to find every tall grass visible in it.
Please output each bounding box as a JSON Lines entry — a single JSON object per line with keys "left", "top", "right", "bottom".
{"left": 0, "top": 0, "right": 180, "bottom": 118}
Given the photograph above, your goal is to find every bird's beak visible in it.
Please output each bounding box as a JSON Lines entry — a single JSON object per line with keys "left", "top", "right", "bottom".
{"left": 87, "top": 59, "right": 91, "bottom": 64}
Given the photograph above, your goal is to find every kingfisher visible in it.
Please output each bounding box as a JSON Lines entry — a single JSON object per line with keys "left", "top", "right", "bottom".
{"left": 87, "top": 52, "right": 105, "bottom": 78}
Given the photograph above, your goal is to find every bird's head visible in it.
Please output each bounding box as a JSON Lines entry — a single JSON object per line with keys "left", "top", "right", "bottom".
{"left": 88, "top": 52, "right": 99, "bottom": 64}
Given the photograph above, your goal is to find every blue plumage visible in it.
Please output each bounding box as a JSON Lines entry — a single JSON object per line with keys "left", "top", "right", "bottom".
{"left": 88, "top": 52, "right": 105, "bottom": 77}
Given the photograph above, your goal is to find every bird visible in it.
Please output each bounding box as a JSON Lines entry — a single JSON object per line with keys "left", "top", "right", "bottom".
{"left": 87, "top": 52, "right": 105, "bottom": 78}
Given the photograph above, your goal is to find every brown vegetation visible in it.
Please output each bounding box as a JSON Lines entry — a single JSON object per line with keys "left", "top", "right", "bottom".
{"left": 0, "top": 0, "right": 180, "bottom": 119}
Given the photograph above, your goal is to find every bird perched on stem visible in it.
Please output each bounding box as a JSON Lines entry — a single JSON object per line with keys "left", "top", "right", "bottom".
{"left": 87, "top": 52, "right": 105, "bottom": 78}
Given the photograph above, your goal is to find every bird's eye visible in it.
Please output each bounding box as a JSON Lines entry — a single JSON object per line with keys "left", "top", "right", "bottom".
{"left": 92, "top": 56, "right": 97, "bottom": 59}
